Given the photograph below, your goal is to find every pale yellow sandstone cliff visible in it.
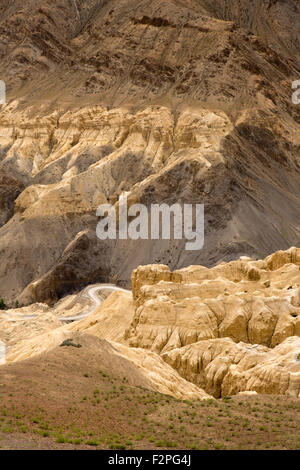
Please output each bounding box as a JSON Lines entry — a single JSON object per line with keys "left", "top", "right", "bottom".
{"left": 3, "top": 248, "right": 300, "bottom": 399}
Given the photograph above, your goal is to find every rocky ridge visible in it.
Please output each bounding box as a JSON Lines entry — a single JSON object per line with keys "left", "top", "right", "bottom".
{"left": 2, "top": 248, "right": 300, "bottom": 399}
{"left": 0, "top": 0, "right": 299, "bottom": 303}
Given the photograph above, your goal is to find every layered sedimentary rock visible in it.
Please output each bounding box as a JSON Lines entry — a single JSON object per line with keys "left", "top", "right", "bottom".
{"left": 3, "top": 248, "right": 300, "bottom": 398}
{"left": 0, "top": 1, "right": 300, "bottom": 402}
{"left": 124, "top": 248, "right": 300, "bottom": 397}
{"left": 127, "top": 248, "right": 300, "bottom": 352}
{"left": 0, "top": 0, "right": 299, "bottom": 303}
{"left": 162, "top": 337, "right": 300, "bottom": 398}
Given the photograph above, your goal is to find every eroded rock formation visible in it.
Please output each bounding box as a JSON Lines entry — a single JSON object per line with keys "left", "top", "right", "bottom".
{"left": 0, "top": 0, "right": 299, "bottom": 303}
{"left": 2, "top": 248, "right": 300, "bottom": 399}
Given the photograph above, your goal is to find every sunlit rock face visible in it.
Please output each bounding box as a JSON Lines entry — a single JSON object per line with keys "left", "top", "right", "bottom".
{"left": 123, "top": 248, "right": 300, "bottom": 397}
{"left": 3, "top": 248, "right": 300, "bottom": 399}
{"left": 162, "top": 337, "right": 300, "bottom": 398}
{"left": 127, "top": 248, "right": 300, "bottom": 352}
{"left": 0, "top": 0, "right": 299, "bottom": 307}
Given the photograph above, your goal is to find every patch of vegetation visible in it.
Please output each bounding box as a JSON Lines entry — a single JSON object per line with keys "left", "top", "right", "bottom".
{"left": 59, "top": 339, "right": 82, "bottom": 349}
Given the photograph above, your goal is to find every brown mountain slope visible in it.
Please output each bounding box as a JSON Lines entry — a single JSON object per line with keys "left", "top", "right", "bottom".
{"left": 3, "top": 247, "right": 300, "bottom": 399}
{"left": 1, "top": 337, "right": 300, "bottom": 450}
{"left": 1, "top": 248, "right": 300, "bottom": 449}
{"left": 0, "top": 0, "right": 299, "bottom": 303}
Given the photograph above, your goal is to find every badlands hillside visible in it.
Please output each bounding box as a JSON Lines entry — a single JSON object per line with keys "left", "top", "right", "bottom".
{"left": 0, "top": 0, "right": 300, "bottom": 451}
{"left": 2, "top": 247, "right": 300, "bottom": 398}
{"left": 0, "top": 0, "right": 299, "bottom": 303}
{"left": 0, "top": 248, "right": 300, "bottom": 449}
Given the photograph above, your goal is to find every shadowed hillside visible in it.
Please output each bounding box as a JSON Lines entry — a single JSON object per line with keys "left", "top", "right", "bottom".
{"left": 0, "top": 0, "right": 299, "bottom": 304}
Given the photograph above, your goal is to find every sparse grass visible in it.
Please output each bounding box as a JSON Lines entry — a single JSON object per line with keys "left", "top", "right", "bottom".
{"left": 0, "top": 350, "right": 300, "bottom": 450}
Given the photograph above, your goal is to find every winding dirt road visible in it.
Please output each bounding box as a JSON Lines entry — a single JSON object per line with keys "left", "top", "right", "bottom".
{"left": 62, "top": 284, "right": 131, "bottom": 322}
{"left": 7, "top": 284, "right": 131, "bottom": 323}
